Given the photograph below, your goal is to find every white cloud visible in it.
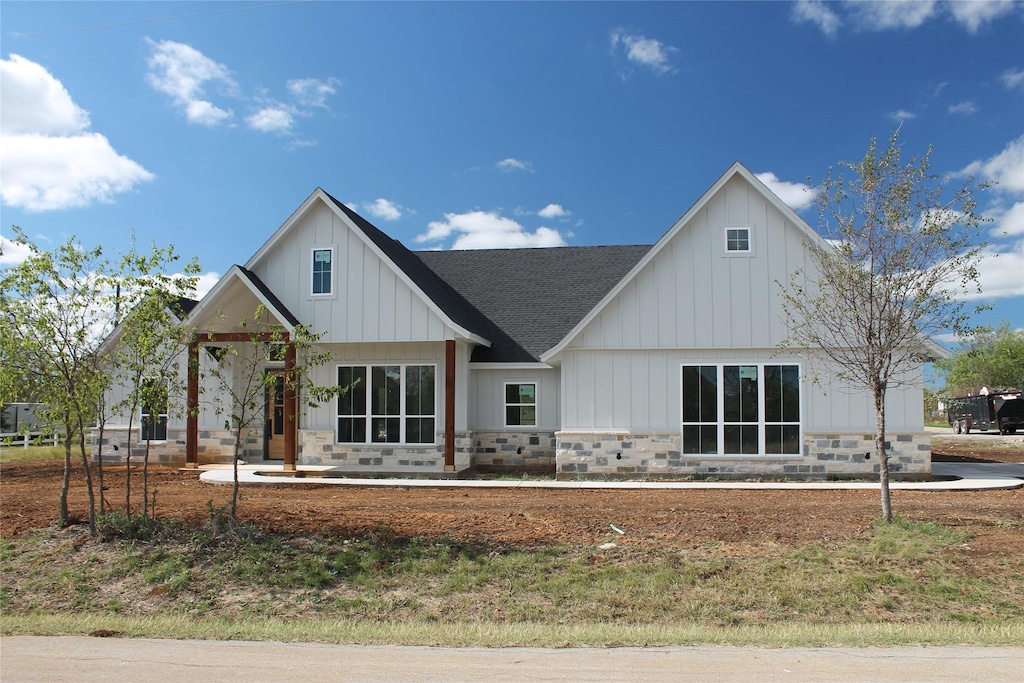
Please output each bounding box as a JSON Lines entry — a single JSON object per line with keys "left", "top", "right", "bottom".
{"left": 0, "top": 235, "right": 34, "bottom": 265}
{"left": 287, "top": 77, "right": 340, "bottom": 108}
{"left": 496, "top": 158, "right": 533, "bottom": 173}
{"left": 755, "top": 172, "right": 816, "bottom": 210}
{"left": 416, "top": 210, "right": 568, "bottom": 250}
{"left": 947, "top": 101, "right": 977, "bottom": 116}
{"left": 363, "top": 198, "right": 403, "bottom": 221}
{"left": 964, "top": 239, "right": 1024, "bottom": 300}
{"left": 847, "top": 0, "right": 939, "bottom": 31}
{"left": 246, "top": 107, "right": 295, "bottom": 134}
{"left": 538, "top": 203, "right": 569, "bottom": 219}
{"left": 191, "top": 271, "right": 221, "bottom": 300}
{"left": 0, "top": 55, "right": 154, "bottom": 212}
{"left": 610, "top": 30, "right": 677, "bottom": 76}
{"left": 887, "top": 109, "right": 917, "bottom": 121}
{"left": 0, "top": 54, "right": 89, "bottom": 135}
{"left": 791, "top": 0, "right": 841, "bottom": 38}
{"left": 990, "top": 201, "right": 1024, "bottom": 237}
{"left": 186, "top": 100, "right": 232, "bottom": 126}
{"left": 794, "top": 1, "right": 1019, "bottom": 36}
{"left": 958, "top": 135, "right": 1024, "bottom": 194}
{"left": 1001, "top": 67, "right": 1024, "bottom": 91}
{"left": 146, "top": 39, "right": 236, "bottom": 126}
{"left": 947, "top": 0, "right": 1018, "bottom": 33}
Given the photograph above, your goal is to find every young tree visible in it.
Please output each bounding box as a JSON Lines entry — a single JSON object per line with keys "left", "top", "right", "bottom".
{"left": 202, "top": 305, "right": 339, "bottom": 523}
{"left": 778, "top": 130, "right": 989, "bottom": 523}
{"left": 934, "top": 322, "right": 1024, "bottom": 396}
{"left": 106, "top": 240, "right": 199, "bottom": 518}
{"left": 0, "top": 230, "right": 114, "bottom": 531}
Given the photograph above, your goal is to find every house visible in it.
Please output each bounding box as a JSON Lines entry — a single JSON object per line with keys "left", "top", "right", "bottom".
{"left": 95, "top": 162, "right": 933, "bottom": 479}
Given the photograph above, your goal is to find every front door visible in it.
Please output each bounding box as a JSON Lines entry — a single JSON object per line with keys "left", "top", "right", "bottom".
{"left": 265, "top": 371, "right": 286, "bottom": 460}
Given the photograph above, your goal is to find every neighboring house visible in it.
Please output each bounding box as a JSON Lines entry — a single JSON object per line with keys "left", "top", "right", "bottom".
{"left": 96, "top": 162, "right": 935, "bottom": 479}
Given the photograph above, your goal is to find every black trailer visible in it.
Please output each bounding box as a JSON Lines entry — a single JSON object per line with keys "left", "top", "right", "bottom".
{"left": 946, "top": 392, "right": 1024, "bottom": 435}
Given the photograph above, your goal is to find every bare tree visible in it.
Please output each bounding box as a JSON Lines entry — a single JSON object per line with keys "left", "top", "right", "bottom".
{"left": 778, "top": 130, "right": 989, "bottom": 522}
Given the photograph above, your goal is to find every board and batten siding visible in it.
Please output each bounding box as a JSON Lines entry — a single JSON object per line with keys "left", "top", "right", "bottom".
{"left": 468, "top": 368, "right": 560, "bottom": 431}
{"left": 248, "top": 200, "right": 449, "bottom": 343}
{"left": 568, "top": 176, "right": 808, "bottom": 351}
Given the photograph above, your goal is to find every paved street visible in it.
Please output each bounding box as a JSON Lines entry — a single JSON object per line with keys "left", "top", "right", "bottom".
{"left": 2, "top": 637, "right": 1022, "bottom": 682}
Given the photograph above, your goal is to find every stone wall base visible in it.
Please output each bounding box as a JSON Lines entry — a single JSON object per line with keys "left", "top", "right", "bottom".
{"left": 90, "top": 427, "right": 259, "bottom": 465}
{"left": 298, "top": 430, "right": 473, "bottom": 473}
{"left": 555, "top": 431, "right": 931, "bottom": 480}
{"left": 471, "top": 431, "right": 557, "bottom": 474}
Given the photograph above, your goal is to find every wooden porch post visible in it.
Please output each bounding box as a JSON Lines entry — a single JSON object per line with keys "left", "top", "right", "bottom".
{"left": 444, "top": 339, "right": 456, "bottom": 471}
{"left": 284, "top": 342, "right": 297, "bottom": 472}
{"left": 186, "top": 339, "right": 199, "bottom": 468}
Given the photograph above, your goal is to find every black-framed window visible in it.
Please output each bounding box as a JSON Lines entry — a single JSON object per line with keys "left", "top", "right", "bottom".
{"left": 337, "top": 364, "right": 435, "bottom": 444}
{"left": 141, "top": 379, "right": 168, "bottom": 442}
{"left": 312, "top": 248, "right": 333, "bottom": 295}
{"left": 681, "top": 364, "right": 800, "bottom": 455}
{"left": 505, "top": 383, "right": 537, "bottom": 427}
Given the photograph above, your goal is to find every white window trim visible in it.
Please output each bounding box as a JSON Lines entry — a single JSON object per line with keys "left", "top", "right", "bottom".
{"left": 140, "top": 379, "right": 169, "bottom": 443}
{"left": 336, "top": 363, "right": 438, "bottom": 445}
{"left": 311, "top": 246, "right": 335, "bottom": 297}
{"left": 504, "top": 381, "right": 538, "bottom": 428}
{"left": 679, "top": 363, "right": 802, "bottom": 457}
{"left": 723, "top": 227, "right": 753, "bottom": 256}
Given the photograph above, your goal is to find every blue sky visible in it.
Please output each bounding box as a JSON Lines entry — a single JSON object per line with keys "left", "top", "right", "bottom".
{"left": 1, "top": 1, "right": 1022, "bottom": 340}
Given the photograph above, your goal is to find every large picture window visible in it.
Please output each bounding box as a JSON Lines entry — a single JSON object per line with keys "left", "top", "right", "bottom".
{"left": 337, "top": 364, "right": 435, "bottom": 444}
{"left": 681, "top": 364, "right": 800, "bottom": 455}
{"left": 505, "top": 383, "right": 537, "bottom": 427}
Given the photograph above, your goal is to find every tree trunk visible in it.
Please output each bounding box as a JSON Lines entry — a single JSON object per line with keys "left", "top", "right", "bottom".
{"left": 143, "top": 439, "right": 151, "bottom": 521}
{"left": 59, "top": 424, "right": 72, "bottom": 527}
{"left": 78, "top": 423, "right": 96, "bottom": 534}
{"left": 231, "top": 424, "right": 242, "bottom": 520}
{"left": 873, "top": 381, "right": 893, "bottom": 523}
{"left": 96, "top": 415, "right": 107, "bottom": 513}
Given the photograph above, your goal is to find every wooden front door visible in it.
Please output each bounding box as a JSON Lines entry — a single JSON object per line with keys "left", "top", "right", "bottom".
{"left": 265, "top": 372, "right": 286, "bottom": 460}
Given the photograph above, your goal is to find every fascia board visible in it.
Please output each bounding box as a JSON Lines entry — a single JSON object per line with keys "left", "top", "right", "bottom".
{"left": 183, "top": 266, "right": 295, "bottom": 333}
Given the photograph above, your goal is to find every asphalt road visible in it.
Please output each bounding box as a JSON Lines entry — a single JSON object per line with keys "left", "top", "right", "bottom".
{"left": 2, "top": 637, "right": 1022, "bottom": 682}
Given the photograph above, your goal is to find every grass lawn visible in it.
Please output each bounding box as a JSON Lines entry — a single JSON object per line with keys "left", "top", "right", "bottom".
{"left": 2, "top": 515, "right": 1022, "bottom": 647}
{"left": 0, "top": 443, "right": 66, "bottom": 464}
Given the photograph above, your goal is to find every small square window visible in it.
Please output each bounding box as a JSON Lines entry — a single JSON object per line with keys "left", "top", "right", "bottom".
{"left": 505, "top": 383, "right": 537, "bottom": 427}
{"left": 725, "top": 228, "right": 751, "bottom": 253}
{"left": 312, "top": 248, "right": 333, "bottom": 295}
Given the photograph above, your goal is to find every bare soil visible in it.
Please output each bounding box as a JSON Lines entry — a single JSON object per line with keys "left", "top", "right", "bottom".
{"left": 2, "top": 441, "right": 1021, "bottom": 555}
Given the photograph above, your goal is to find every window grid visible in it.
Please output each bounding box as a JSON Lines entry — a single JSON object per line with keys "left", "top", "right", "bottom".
{"left": 504, "top": 382, "right": 537, "bottom": 427}
{"left": 337, "top": 364, "right": 436, "bottom": 445}
{"left": 725, "top": 228, "right": 751, "bottom": 253}
{"left": 681, "top": 364, "right": 801, "bottom": 455}
{"left": 140, "top": 379, "right": 168, "bottom": 442}
{"left": 312, "top": 248, "right": 333, "bottom": 295}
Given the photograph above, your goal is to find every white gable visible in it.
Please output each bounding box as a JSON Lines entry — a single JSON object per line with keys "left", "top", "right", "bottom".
{"left": 239, "top": 191, "right": 484, "bottom": 345}
{"left": 544, "top": 164, "right": 819, "bottom": 358}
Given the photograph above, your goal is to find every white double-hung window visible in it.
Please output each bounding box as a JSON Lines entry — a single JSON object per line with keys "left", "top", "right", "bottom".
{"left": 681, "top": 364, "right": 800, "bottom": 455}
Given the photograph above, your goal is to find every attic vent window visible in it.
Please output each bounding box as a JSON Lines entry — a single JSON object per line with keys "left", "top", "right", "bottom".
{"left": 312, "top": 248, "right": 333, "bottom": 295}
{"left": 725, "top": 228, "right": 751, "bottom": 253}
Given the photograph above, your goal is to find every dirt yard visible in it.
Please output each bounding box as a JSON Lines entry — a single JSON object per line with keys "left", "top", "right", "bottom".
{"left": 2, "top": 438, "right": 1021, "bottom": 555}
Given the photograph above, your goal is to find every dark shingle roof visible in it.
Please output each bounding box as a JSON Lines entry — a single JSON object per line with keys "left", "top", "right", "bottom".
{"left": 237, "top": 266, "right": 301, "bottom": 327}
{"left": 323, "top": 190, "right": 651, "bottom": 362}
{"left": 416, "top": 245, "right": 651, "bottom": 362}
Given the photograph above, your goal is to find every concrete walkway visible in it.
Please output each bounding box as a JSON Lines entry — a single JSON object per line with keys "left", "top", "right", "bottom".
{"left": 3, "top": 637, "right": 1022, "bottom": 683}
{"left": 199, "top": 462, "right": 1024, "bottom": 491}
